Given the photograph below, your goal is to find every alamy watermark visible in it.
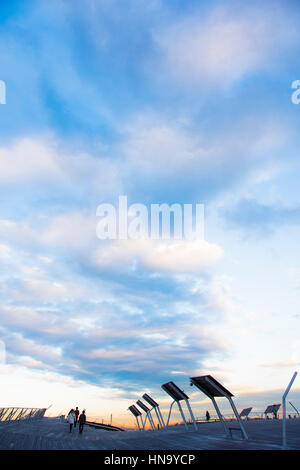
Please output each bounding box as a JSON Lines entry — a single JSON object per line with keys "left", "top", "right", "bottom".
{"left": 291, "top": 80, "right": 300, "bottom": 104}
{"left": 96, "top": 196, "right": 204, "bottom": 240}
{"left": 0, "top": 80, "right": 6, "bottom": 104}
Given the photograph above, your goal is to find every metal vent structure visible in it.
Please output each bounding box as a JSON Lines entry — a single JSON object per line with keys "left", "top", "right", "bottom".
{"left": 0, "top": 407, "right": 47, "bottom": 423}
{"left": 190, "top": 375, "right": 248, "bottom": 440}
{"left": 264, "top": 404, "right": 281, "bottom": 417}
{"left": 128, "top": 405, "right": 143, "bottom": 431}
{"left": 136, "top": 400, "right": 156, "bottom": 430}
{"left": 161, "top": 381, "right": 197, "bottom": 431}
{"left": 142, "top": 393, "right": 165, "bottom": 429}
{"left": 239, "top": 407, "right": 252, "bottom": 419}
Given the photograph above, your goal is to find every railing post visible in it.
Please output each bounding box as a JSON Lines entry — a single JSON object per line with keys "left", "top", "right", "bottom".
{"left": 282, "top": 371, "right": 298, "bottom": 449}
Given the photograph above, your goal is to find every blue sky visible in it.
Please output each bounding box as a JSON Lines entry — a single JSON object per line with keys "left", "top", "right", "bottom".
{"left": 0, "top": 0, "right": 300, "bottom": 425}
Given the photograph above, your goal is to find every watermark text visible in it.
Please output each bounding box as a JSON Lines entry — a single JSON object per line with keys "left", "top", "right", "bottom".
{"left": 291, "top": 80, "right": 300, "bottom": 104}
{"left": 0, "top": 80, "right": 6, "bottom": 104}
{"left": 96, "top": 196, "right": 204, "bottom": 240}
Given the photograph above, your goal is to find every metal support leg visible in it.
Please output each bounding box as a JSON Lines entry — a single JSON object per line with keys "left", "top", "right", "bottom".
{"left": 142, "top": 413, "right": 147, "bottom": 430}
{"left": 18, "top": 409, "right": 28, "bottom": 421}
{"left": 141, "top": 412, "right": 153, "bottom": 430}
{"left": 15, "top": 409, "right": 25, "bottom": 421}
{"left": 228, "top": 397, "right": 248, "bottom": 440}
{"left": 211, "top": 397, "right": 230, "bottom": 437}
{"left": 185, "top": 399, "right": 198, "bottom": 431}
{"left": 147, "top": 412, "right": 155, "bottom": 430}
{"left": 282, "top": 372, "right": 298, "bottom": 448}
{"left": 158, "top": 407, "right": 166, "bottom": 428}
{"left": 135, "top": 415, "right": 141, "bottom": 431}
{"left": 289, "top": 402, "right": 299, "bottom": 417}
{"left": 137, "top": 416, "right": 140, "bottom": 431}
{"left": 150, "top": 411, "right": 159, "bottom": 430}
{"left": 5, "top": 408, "right": 16, "bottom": 422}
{"left": 155, "top": 407, "right": 165, "bottom": 429}
{"left": 177, "top": 401, "right": 188, "bottom": 430}
{"left": 166, "top": 401, "right": 175, "bottom": 427}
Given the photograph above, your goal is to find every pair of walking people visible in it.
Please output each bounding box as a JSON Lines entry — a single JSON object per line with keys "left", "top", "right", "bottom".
{"left": 67, "top": 407, "right": 86, "bottom": 434}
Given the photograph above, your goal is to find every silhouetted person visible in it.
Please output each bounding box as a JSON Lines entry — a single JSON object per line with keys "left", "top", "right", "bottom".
{"left": 67, "top": 409, "right": 76, "bottom": 433}
{"left": 206, "top": 411, "right": 210, "bottom": 421}
{"left": 74, "top": 407, "right": 79, "bottom": 427}
{"left": 79, "top": 409, "right": 86, "bottom": 434}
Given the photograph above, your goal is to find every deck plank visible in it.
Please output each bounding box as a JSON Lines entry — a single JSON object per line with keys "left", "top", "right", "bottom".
{"left": 0, "top": 417, "right": 299, "bottom": 450}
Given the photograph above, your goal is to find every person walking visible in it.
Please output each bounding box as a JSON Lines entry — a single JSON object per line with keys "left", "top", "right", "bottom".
{"left": 67, "top": 409, "right": 76, "bottom": 433}
{"left": 78, "top": 409, "right": 86, "bottom": 434}
{"left": 206, "top": 410, "right": 210, "bottom": 421}
{"left": 74, "top": 407, "right": 79, "bottom": 427}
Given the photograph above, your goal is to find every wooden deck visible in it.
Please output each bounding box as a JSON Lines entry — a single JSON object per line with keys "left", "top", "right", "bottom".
{"left": 0, "top": 417, "right": 299, "bottom": 450}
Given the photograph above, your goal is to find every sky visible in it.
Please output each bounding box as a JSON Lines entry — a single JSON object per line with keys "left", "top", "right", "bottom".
{"left": 0, "top": 0, "right": 300, "bottom": 427}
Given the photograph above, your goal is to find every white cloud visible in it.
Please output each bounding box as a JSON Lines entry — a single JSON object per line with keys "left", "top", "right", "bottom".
{"left": 41, "top": 211, "right": 97, "bottom": 252}
{"left": 0, "top": 219, "right": 37, "bottom": 249}
{"left": 12, "top": 278, "right": 86, "bottom": 302}
{"left": 94, "top": 238, "right": 223, "bottom": 273}
{"left": 0, "top": 137, "right": 120, "bottom": 193}
{"left": 1, "top": 206, "right": 223, "bottom": 275}
{"left": 0, "top": 211, "right": 97, "bottom": 259}
{"left": 0, "top": 304, "right": 80, "bottom": 339}
{"left": 123, "top": 115, "right": 207, "bottom": 175}
{"left": 2, "top": 210, "right": 222, "bottom": 275}
{"left": 261, "top": 359, "right": 300, "bottom": 369}
{"left": 5, "top": 332, "right": 62, "bottom": 362}
{"left": 0, "top": 306, "right": 47, "bottom": 332}
{"left": 154, "top": 5, "right": 297, "bottom": 87}
{"left": 122, "top": 113, "right": 288, "bottom": 180}
{"left": 0, "top": 244, "right": 11, "bottom": 260}
{"left": 0, "top": 138, "right": 60, "bottom": 183}
{"left": 81, "top": 347, "right": 137, "bottom": 360}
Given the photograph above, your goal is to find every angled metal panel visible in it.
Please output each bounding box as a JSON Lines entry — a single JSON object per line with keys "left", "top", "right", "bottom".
{"left": 136, "top": 400, "right": 150, "bottom": 413}
{"left": 239, "top": 407, "right": 252, "bottom": 418}
{"left": 161, "top": 381, "right": 189, "bottom": 401}
{"left": 190, "top": 375, "right": 234, "bottom": 398}
{"left": 142, "top": 393, "right": 159, "bottom": 408}
{"left": 128, "top": 405, "right": 142, "bottom": 417}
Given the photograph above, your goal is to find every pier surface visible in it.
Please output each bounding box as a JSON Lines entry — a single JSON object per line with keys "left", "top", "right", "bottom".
{"left": 0, "top": 418, "right": 299, "bottom": 450}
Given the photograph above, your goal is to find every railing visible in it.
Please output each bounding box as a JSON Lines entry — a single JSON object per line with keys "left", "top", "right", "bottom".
{"left": 177, "top": 411, "right": 300, "bottom": 427}
{"left": 0, "top": 407, "right": 47, "bottom": 423}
